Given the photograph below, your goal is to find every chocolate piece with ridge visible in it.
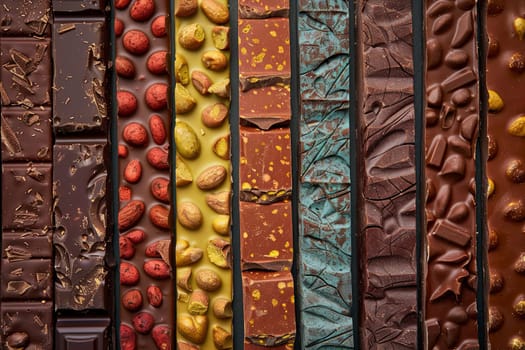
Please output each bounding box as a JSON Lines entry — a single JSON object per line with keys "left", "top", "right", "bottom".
{"left": 0, "top": 0, "right": 51, "bottom": 37}
{"left": 1, "top": 259, "right": 52, "bottom": 300}
{"left": 53, "top": 18, "right": 108, "bottom": 134}
{"left": 358, "top": 0, "right": 417, "bottom": 348}
{"left": 53, "top": 142, "right": 108, "bottom": 310}
{"left": 0, "top": 38, "right": 51, "bottom": 107}
{"left": 2, "top": 231, "right": 53, "bottom": 260}
{"left": 239, "top": 0, "right": 289, "bottom": 19}
{"left": 56, "top": 317, "right": 110, "bottom": 350}
{"left": 239, "top": 85, "right": 291, "bottom": 129}
{"left": 1, "top": 107, "right": 52, "bottom": 162}
{"left": 424, "top": 0, "right": 480, "bottom": 347}
{"left": 52, "top": 0, "right": 106, "bottom": 12}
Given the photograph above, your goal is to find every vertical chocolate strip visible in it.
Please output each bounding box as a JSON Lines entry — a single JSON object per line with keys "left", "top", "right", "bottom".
{"left": 357, "top": 1, "right": 418, "bottom": 348}
{"left": 51, "top": 1, "right": 112, "bottom": 347}
{"left": 115, "top": 1, "right": 173, "bottom": 349}
{"left": 174, "top": 0, "right": 232, "bottom": 348}
{"left": 486, "top": 2, "right": 525, "bottom": 347}
{"left": 1, "top": 1, "right": 54, "bottom": 348}
{"left": 297, "top": 0, "right": 353, "bottom": 348}
{"left": 237, "top": 1, "right": 296, "bottom": 349}
{"left": 424, "top": 0, "right": 480, "bottom": 347}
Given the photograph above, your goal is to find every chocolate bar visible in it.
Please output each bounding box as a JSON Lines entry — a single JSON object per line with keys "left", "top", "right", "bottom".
{"left": 52, "top": 18, "right": 108, "bottom": 134}
{"left": 357, "top": 1, "right": 417, "bottom": 348}
{"left": 298, "top": 1, "right": 353, "bottom": 348}
{"left": 55, "top": 317, "right": 110, "bottom": 350}
{"left": 424, "top": 0, "right": 480, "bottom": 347}
{"left": 0, "top": 301, "right": 53, "bottom": 348}
{"left": 52, "top": 0, "right": 106, "bottom": 12}
{"left": 116, "top": 0, "right": 173, "bottom": 348}
{"left": 0, "top": 0, "right": 51, "bottom": 37}
{"left": 486, "top": 2, "right": 525, "bottom": 347}
{"left": 174, "top": 1, "right": 233, "bottom": 348}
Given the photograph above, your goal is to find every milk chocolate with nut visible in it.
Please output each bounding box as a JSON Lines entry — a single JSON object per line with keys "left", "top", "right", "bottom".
{"left": 486, "top": 2, "right": 525, "bottom": 346}
{"left": 425, "top": 0, "right": 480, "bottom": 347}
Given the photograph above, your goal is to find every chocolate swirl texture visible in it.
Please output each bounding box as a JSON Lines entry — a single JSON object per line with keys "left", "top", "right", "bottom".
{"left": 424, "top": 0, "right": 480, "bottom": 347}
{"left": 358, "top": 0, "right": 417, "bottom": 348}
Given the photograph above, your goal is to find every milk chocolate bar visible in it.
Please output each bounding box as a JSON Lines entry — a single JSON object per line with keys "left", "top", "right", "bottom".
{"left": 53, "top": 143, "right": 109, "bottom": 310}
{"left": 486, "top": 2, "right": 525, "bottom": 346}
{"left": 52, "top": 18, "right": 108, "bottom": 134}
{"left": 116, "top": 0, "right": 173, "bottom": 348}
{"left": 425, "top": 0, "right": 480, "bottom": 347}
{"left": 298, "top": 1, "right": 353, "bottom": 348}
{"left": 239, "top": 85, "right": 291, "bottom": 129}
{"left": 239, "top": 0, "right": 289, "bottom": 19}
{"left": 175, "top": 1, "right": 233, "bottom": 348}
{"left": 358, "top": 1, "right": 417, "bottom": 348}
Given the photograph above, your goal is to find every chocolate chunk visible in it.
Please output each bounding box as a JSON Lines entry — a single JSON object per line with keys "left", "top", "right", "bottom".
{"left": 239, "top": 0, "right": 289, "bottom": 19}
{"left": 53, "top": 143, "right": 108, "bottom": 310}
{"left": 52, "top": 0, "right": 106, "bottom": 12}
{"left": 239, "top": 18, "right": 290, "bottom": 91}
{"left": 0, "top": 38, "right": 51, "bottom": 106}
{"left": 53, "top": 19, "right": 108, "bottom": 134}
{"left": 0, "top": 0, "right": 51, "bottom": 37}
{"left": 358, "top": 1, "right": 417, "bottom": 348}
{"left": 240, "top": 126, "right": 291, "bottom": 195}
{"left": 56, "top": 317, "right": 110, "bottom": 350}
{"left": 0, "top": 301, "right": 53, "bottom": 348}
{"left": 242, "top": 271, "right": 296, "bottom": 346}
{"left": 1, "top": 107, "right": 52, "bottom": 162}
{"left": 1, "top": 259, "right": 52, "bottom": 300}
{"left": 240, "top": 201, "right": 293, "bottom": 271}
{"left": 239, "top": 85, "right": 291, "bottom": 129}
{"left": 2, "top": 163, "right": 52, "bottom": 230}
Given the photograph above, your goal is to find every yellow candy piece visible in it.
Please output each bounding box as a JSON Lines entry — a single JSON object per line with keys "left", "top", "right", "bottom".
{"left": 487, "top": 178, "right": 495, "bottom": 198}
{"left": 514, "top": 17, "right": 525, "bottom": 40}
{"left": 488, "top": 90, "right": 504, "bottom": 113}
{"left": 508, "top": 116, "right": 525, "bottom": 136}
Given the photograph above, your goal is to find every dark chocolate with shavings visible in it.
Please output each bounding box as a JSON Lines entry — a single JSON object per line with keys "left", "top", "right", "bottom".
{"left": 1, "top": 259, "right": 52, "bottom": 300}
{"left": 0, "top": 0, "right": 51, "bottom": 37}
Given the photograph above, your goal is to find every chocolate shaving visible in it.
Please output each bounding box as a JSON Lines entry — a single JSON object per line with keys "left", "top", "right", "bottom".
{"left": 57, "top": 23, "right": 76, "bottom": 34}
{"left": 24, "top": 9, "right": 50, "bottom": 36}
{"left": 1, "top": 113, "right": 22, "bottom": 154}
{"left": 0, "top": 82, "right": 11, "bottom": 105}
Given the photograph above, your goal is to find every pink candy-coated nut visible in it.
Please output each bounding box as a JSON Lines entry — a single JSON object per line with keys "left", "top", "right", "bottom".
{"left": 122, "top": 30, "right": 150, "bottom": 55}
{"left": 151, "top": 15, "right": 167, "bottom": 37}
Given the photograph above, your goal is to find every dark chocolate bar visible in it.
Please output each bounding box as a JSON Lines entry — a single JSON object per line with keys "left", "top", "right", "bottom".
{"left": 425, "top": 0, "right": 480, "bottom": 347}
{"left": 0, "top": 0, "right": 51, "bottom": 36}
{"left": 358, "top": 1, "right": 417, "bottom": 348}
{"left": 53, "top": 142, "right": 109, "bottom": 310}
{"left": 55, "top": 317, "right": 110, "bottom": 350}
{"left": 298, "top": 1, "right": 353, "bottom": 348}
{"left": 52, "top": 0, "right": 106, "bottom": 12}
{"left": 52, "top": 18, "right": 108, "bottom": 134}
{"left": 486, "top": 2, "right": 525, "bottom": 347}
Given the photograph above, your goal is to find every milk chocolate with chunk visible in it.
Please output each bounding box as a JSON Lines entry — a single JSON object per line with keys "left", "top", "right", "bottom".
{"left": 53, "top": 143, "right": 109, "bottom": 310}
{"left": 357, "top": 0, "right": 417, "bottom": 347}
{"left": 425, "top": 0, "right": 480, "bottom": 347}
{"left": 53, "top": 18, "right": 108, "bottom": 134}
{"left": 486, "top": 1, "right": 525, "bottom": 347}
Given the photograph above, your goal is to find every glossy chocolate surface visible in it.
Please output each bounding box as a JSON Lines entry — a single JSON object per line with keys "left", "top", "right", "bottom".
{"left": 425, "top": 0, "right": 480, "bottom": 347}
{"left": 52, "top": 0, "right": 106, "bottom": 12}
{"left": 53, "top": 143, "right": 109, "bottom": 310}
{"left": 487, "top": 1, "right": 525, "bottom": 347}
{"left": 358, "top": 1, "right": 417, "bottom": 348}
{"left": 0, "top": 0, "right": 51, "bottom": 36}
{"left": 55, "top": 317, "right": 110, "bottom": 350}
{"left": 1, "top": 107, "right": 52, "bottom": 162}
{"left": 239, "top": 0, "right": 289, "bottom": 19}
{"left": 52, "top": 18, "right": 108, "bottom": 134}
{"left": 0, "top": 38, "right": 51, "bottom": 107}
{"left": 239, "top": 85, "right": 291, "bottom": 129}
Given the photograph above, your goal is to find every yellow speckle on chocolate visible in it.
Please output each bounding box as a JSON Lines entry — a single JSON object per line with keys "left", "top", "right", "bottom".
{"left": 272, "top": 298, "right": 278, "bottom": 307}
{"left": 265, "top": 250, "right": 279, "bottom": 258}
{"left": 241, "top": 47, "right": 247, "bottom": 55}
{"left": 277, "top": 281, "right": 286, "bottom": 289}
{"left": 252, "top": 38, "right": 260, "bottom": 44}
{"left": 515, "top": 17, "right": 525, "bottom": 40}
{"left": 269, "top": 30, "right": 277, "bottom": 37}
{"left": 262, "top": 174, "right": 271, "bottom": 182}
{"left": 287, "top": 281, "right": 293, "bottom": 288}
{"left": 509, "top": 337, "right": 525, "bottom": 350}
{"left": 514, "top": 300, "right": 525, "bottom": 316}
{"left": 278, "top": 46, "right": 284, "bottom": 54}
{"left": 285, "top": 241, "right": 290, "bottom": 248}
{"left": 242, "top": 24, "right": 252, "bottom": 33}
{"left": 265, "top": 64, "right": 273, "bottom": 70}
{"left": 290, "top": 295, "right": 295, "bottom": 304}
{"left": 487, "top": 178, "right": 495, "bottom": 198}
{"left": 269, "top": 234, "right": 276, "bottom": 242}
{"left": 271, "top": 209, "right": 278, "bottom": 214}
{"left": 242, "top": 182, "right": 251, "bottom": 190}
{"left": 243, "top": 231, "right": 248, "bottom": 238}
{"left": 508, "top": 116, "right": 525, "bottom": 136}
{"left": 488, "top": 90, "right": 504, "bottom": 113}
{"left": 252, "top": 289, "right": 261, "bottom": 301}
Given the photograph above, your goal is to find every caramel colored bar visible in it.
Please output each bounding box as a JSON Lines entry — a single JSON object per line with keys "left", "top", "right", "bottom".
{"left": 174, "top": 0, "right": 232, "bottom": 348}
{"left": 486, "top": 2, "right": 525, "bottom": 347}
{"left": 424, "top": 0, "right": 480, "bottom": 347}
{"left": 357, "top": 1, "right": 417, "bottom": 348}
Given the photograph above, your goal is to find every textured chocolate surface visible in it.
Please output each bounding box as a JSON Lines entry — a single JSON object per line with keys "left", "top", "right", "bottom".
{"left": 0, "top": 38, "right": 51, "bottom": 107}
{"left": 240, "top": 201, "right": 293, "bottom": 271}
{"left": 53, "top": 143, "right": 108, "bottom": 310}
{"left": 0, "top": 0, "right": 51, "bottom": 36}
{"left": 116, "top": 1, "right": 173, "bottom": 348}
{"left": 242, "top": 271, "right": 296, "bottom": 347}
{"left": 486, "top": 2, "right": 525, "bottom": 347}
{"left": 2, "top": 163, "right": 53, "bottom": 230}
{"left": 238, "top": 18, "right": 290, "bottom": 91}
{"left": 239, "top": 126, "right": 292, "bottom": 197}
{"left": 55, "top": 317, "right": 110, "bottom": 350}
{"left": 52, "top": 18, "right": 108, "bottom": 134}
{"left": 0, "top": 301, "right": 53, "bottom": 349}
{"left": 425, "top": 0, "right": 480, "bottom": 347}
{"left": 239, "top": 0, "right": 289, "bottom": 19}
{"left": 52, "top": 0, "right": 106, "bottom": 12}
{"left": 2, "top": 231, "right": 53, "bottom": 260}
{"left": 1, "top": 107, "right": 52, "bottom": 162}
{"left": 358, "top": 1, "right": 417, "bottom": 348}
{"left": 298, "top": 1, "right": 353, "bottom": 348}
{"left": 1, "top": 259, "right": 52, "bottom": 300}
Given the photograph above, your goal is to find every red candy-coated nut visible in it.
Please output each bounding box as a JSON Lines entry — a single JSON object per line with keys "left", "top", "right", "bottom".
{"left": 119, "top": 186, "right": 132, "bottom": 201}
{"left": 147, "top": 51, "right": 168, "bottom": 75}
{"left": 118, "top": 144, "right": 129, "bottom": 158}
{"left": 122, "top": 30, "right": 150, "bottom": 55}
{"left": 115, "top": 0, "right": 131, "bottom": 9}
{"left": 147, "top": 285, "right": 163, "bottom": 307}
{"left": 116, "top": 56, "right": 136, "bottom": 79}
{"left": 115, "top": 18, "right": 125, "bottom": 37}
{"left": 119, "top": 236, "right": 136, "bottom": 259}
{"left": 117, "top": 91, "right": 138, "bottom": 117}
{"left": 120, "top": 324, "right": 136, "bottom": 350}
{"left": 146, "top": 147, "right": 169, "bottom": 170}
{"left": 150, "top": 177, "right": 169, "bottom": 203}
{"left": 120, "top": 262, "right": 140, "bottom": 286}
{"left": 152, "top": 325, "right": 171, "bottom": 350}
{"left": 121, "top": 289, "right": 143, "bottom": 311}
{"left": 124, "top": 229, "right": 146, "bottom": 244}
{"left": 124, "top": 159, "right": 143, "bottom": 184}
{"left": 151, "top": 15, "right": 167, "bottom": 37}
{"left": 143, "top": 260, "right": 170, "bottom": 279}
{"left": 149, "top": 114, "right": 167, "bottom": 145}
{"left": 123, "top": 122, "right": 148, "bottom": 147}
{"left": 130, "top": 0, "right": 155, "bottom": 22}
{"left": 132, "top": 312, "right": 155, "bottom": 334}
{"left": 145, "top": 83, "right": 168, "bottom": 110}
